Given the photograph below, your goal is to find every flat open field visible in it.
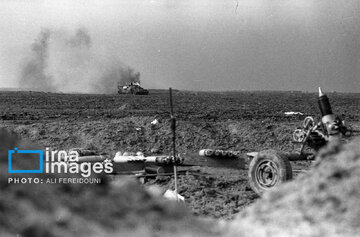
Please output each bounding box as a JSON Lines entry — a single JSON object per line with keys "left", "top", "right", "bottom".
{"left": 1, "top": 90, "right": 360, "bottom": 219}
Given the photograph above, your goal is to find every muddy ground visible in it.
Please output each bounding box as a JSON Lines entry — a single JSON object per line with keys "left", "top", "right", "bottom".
{"left": 1, "top": 90, "right": 359, "bottom": 220}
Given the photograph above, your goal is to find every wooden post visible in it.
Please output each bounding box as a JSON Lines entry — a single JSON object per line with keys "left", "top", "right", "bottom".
{"left": 169, "top": 88, "right": 178, "bottom": 200}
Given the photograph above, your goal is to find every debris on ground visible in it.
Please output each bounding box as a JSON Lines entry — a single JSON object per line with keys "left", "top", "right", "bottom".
{"left": 284, "top": 111, "right": 304, "bottom": 116}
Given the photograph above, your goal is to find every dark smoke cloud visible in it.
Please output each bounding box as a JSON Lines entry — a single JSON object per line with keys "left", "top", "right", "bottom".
{"left": 19, "top": 29, "right": 52, "bottom": 91}
{"left": 67, "top": 28, "right": 91, "bottom": 48}
{"left": 19, "top": 28, "right": 140, "bottom": 93}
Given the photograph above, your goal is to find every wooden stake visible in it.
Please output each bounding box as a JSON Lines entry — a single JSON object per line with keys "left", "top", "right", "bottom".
{"left": 169, "top": 88, "right": 178, "bottom": 200}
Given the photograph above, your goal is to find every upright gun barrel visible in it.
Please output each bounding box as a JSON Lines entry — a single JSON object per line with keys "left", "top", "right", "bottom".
{"left": 318, "top": 87, "right": 340, "bottom": 138}
{"left": 318, "top": 87, "right": 333, "bottom": 117}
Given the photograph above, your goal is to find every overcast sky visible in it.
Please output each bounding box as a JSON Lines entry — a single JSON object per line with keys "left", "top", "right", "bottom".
{"left": 0, "top": 0, "right": 359, "bottom": 92}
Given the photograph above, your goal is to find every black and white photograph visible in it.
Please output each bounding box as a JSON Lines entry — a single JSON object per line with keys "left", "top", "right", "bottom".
{"left": 0, "top": 0, "right": 359, "bottom": 236}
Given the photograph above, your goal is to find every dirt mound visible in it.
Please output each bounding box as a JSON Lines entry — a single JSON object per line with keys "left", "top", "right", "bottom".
{"left": 0, "top": 129, "right": 218, "bottom": 237}
{"left": 226, "top": 139, "right": 360, "bottom": 237}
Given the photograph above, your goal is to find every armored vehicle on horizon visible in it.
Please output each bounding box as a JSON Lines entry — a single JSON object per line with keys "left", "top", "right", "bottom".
{"left": 118, "top": 82, "right": 149, "bottom": 95}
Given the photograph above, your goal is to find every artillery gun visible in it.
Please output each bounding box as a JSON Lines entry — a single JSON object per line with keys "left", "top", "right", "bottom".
{"left": 118, "top": 82, "right": 149, "bottom": 95}
{"left": 247, "top": 87, "right": 356, "bottom": 195}
{"left": 71, "top": 87, "right": 357, "bottom": 197}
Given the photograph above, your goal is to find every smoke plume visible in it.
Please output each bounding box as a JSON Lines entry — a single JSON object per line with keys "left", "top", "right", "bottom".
{"left": 19, "top": 28, "right": 140, "bottom": 93}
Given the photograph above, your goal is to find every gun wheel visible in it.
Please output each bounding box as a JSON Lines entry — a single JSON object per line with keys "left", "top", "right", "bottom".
{"left": 248, "top": 150, "right": 292, "bottom": 196}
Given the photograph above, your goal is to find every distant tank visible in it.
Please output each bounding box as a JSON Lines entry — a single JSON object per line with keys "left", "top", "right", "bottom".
{"left": 118, "top": 82, "right": 149, "bottom": 95}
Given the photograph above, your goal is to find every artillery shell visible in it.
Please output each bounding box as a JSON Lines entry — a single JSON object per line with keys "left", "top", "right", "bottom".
{"left": 77, "top": 155, "right": 105, "bottom": 163}
{"left": 214, "top": 150, "right": 222, "bottom": 157}
{"left": 199, "top": 149, "right": 214, "bottom": 157}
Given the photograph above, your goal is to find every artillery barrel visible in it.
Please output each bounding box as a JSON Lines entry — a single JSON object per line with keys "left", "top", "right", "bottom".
{"left": 285, "top": 153, "right": 315, "bottom": 161}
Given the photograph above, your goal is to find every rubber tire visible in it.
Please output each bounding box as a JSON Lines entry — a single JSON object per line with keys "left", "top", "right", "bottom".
{"left": 248, "top": 150, "right": 292, "bottom": 196}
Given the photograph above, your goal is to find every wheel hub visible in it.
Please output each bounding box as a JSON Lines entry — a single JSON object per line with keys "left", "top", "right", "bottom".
{"left": 256, "top": 161, "right": 279, "bottom": 188}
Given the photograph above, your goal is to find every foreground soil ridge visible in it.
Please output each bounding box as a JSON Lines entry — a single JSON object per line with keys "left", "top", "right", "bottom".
{"left": 227, "top": 138, "right": 360, "bottom": 237}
